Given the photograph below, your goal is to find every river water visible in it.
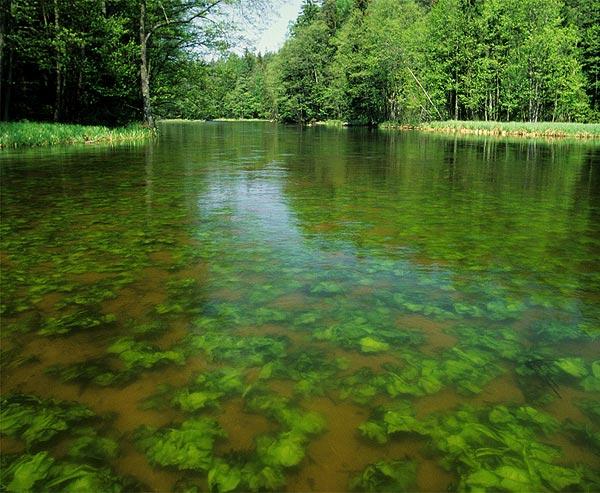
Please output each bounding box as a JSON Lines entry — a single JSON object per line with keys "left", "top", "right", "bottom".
{"left": 1, "top": 122, "right": 599, "bottom": 492}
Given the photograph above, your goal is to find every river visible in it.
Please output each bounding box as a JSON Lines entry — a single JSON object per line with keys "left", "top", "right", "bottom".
{"left": 1, "top": 122, "right": 599, "bottom": 492}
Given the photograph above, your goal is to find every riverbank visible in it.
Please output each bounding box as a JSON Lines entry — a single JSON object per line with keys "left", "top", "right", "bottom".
{"left": 212, "top": 118, "right": 275, "bottom": 122}
{"left": 0, "top": 122, "right": 154, "bottom": 149}
{"left": 380, "top": 120, "right": 600, "bottom": 139}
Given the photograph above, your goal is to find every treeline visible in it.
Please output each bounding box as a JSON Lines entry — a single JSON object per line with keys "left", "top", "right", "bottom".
{"left": 184, "top": 0, "right": 599, "bottom": 124}
{"left": 0, "top": 0, "right": 264, "bottom": 126}
{"left": 1, "top": 0, "right": 598, "bottom": 126}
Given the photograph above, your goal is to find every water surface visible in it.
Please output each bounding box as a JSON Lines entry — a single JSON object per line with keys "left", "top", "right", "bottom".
{"left": 1, "top": 122, "right": 599, "bottom": 492}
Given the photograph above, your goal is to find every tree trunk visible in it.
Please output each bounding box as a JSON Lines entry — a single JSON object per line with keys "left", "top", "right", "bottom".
{"left": 139, "top": 1, "right": 154, "bottom": 128}
{"left": 0, "top": 2, "right": 5, "bottom": 120}
{"left": 495, "top": 74, "right": 499, "bottom": 121}
{"left": 454, "top": 89, "right": 458, "bottom": 120}
{"left": 53, "top": 0, "right": 62, "bottom": 122}
{"left": 4, "top": 47, "right": 11, "bottom": 120}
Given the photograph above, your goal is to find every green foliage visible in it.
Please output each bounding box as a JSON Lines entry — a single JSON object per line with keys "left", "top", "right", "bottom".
{"left": 359, "top": 402, "right": 426, "bottom": 444}
{"left": 38, "top": 307, "right": 116, "bottom": 336}
{"left": 421, "top": 120, "right": 600, "bottom": 138}
{"left": 171, "top": 368, "right": 245, "bottom": 411}
{"left": 340, "top": 344, "right": 504, "bottom": 402}
{"left": 135, "top": 418, "right": 226, "bottom": 472}
{"left": 581, "top": 360, "right": 600, "bottom": 391}
{"left": 448, "top": 325, "right": 523, "bottom": 360}
{"left": 0, "top": 452, "right": 130, "bottom": 493}
{"left": 533, "top": 321, "right": 598, "bottom": 343}
{"left": 256, "top": 431, "right": 307, "bottom": 467}
{"left": 107, "top": 337, "right": 185, "bottom": 370}
{"left": 0, "top": 123, "right": 152, "bottom": 149}
{"left": 441, "top": 347, "right": 504, "bottom": 394}
{"left": 0, "top": 394, "right": 94, "bottom": 448}
{"left": 349, "top": 460, "right": 417, "bottom": 492}
{"left": 46, "top": 359, "right": 130, "bottom": 387}
{"left": 428, "top": 406, "right": 587, "bottom": 492}
{"left": 0, "top": 394, "right": 132, "bottom": 492}
{"left": 155, "top": 278, "right": 204, "bottom": 315}
{"left": 339, "top": 368, "right": 386, "bottom": 404}
{"left": 271, "top": 11, "right": 336, "bottom": 123}
{"left": 173, "top": 0, "right": 597, "bottom": 125}
{"left": 67, "top": 428, "right": 119, "bottom": 463}
{"left": 245, "top": 391, "right": 326, "bottom": 437}
{"left": 186, "top": 332, "right": 287, "bottom": 366}
{"left": 564, "top": 420, "right": 600, "bottom": 454}
{"left": 383, "top": 357, "right": 445, "bottom": 397}
{"left": 2, "top": 119, "right": 599, "bottom": 493}
{"left": 207, "top": 458, "right": 285, "bottom": 493}
{"left": 243, "top": 390, "right": 325, "bottom": 471}
{"left": 577, "top": 400, "right": 600, "bottom": 421}
{"left": 359, "top": 403, "right": 596, "bottom": 492}
{"left": 259, "top": 349, "right": 345, "bottom": 396}
{"left": 313, "top": 316, "right": 424, "bottom": 354}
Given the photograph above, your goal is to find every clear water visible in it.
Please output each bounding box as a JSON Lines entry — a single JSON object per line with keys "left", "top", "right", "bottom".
{"left": 1, "top": 122, "right": 599, "bottom": 492}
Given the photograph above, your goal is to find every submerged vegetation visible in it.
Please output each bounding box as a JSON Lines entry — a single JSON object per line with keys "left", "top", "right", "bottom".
{"left": 0, "top": 122, "right": 153, "bottom": 149}
{"left": 0, "top": 394, "right": 138, "bottom": 492}
{"left": 1, "top": 120, "right": 599, "bottom": 490}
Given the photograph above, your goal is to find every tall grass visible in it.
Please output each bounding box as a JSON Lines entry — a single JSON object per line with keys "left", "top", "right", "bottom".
{"left": 313, "top": 120, "right": 345, "bottom": 127}
{"left": 418, "top": 120, "right": 600, "bottom": 138}
{"left": 0, "top": 122, "right": 153, "bottom": 149}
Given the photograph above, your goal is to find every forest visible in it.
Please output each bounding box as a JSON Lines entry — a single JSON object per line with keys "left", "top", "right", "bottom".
{"left": 1, "top": 0, "right": 598, "bottom": 127}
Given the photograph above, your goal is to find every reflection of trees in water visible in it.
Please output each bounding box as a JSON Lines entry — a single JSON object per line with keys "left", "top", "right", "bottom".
{"left": 280, "top": 128, "right": 595, "bottom": 304}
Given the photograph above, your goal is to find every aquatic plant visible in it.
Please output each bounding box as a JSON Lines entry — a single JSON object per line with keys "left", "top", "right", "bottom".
{"left": 359, "top": 401, "right": 425, "bottom": 444}
{"left": 349, "top": 460, "right": 417, "bottom": 492}
{"left": 256, "top": 431, "right": 308, "bottom": 468}
{"left": 0, "top": 452, "right": 134, "bottom": 492}
{"left": 441, "top": 347, "right": 504, "bottom": 394}
{"left": 0, "top": 394, "right": 95, "bottom": 447}
{"left": 259, "top": 349, "right": 346, "bottom": 396}
{"left": 531, "top": 321, "right": 596, "bottom": 344}
{"left": 207, "top": 458, "right": 285, "bottom": 493}
{"left": 245, "top": 391, "right": 326, "bottom": 437}
{"left": 0, "top": 122, "right": 152, "bottom": 148}
{"left": 46, "top": 359, "right": 130, "bottom": 387}
{"left": 171, "top": 368, "right": 245, "bottom": 411}
{"left": 186, "top": 332, "right": 288, "bottom": 366}
{"left": 360, "top": 403, "right": 599, "bottom": 492}
{"left": 38, "top": 307, "right": 117, "bottom": 336}
{"left": 156, "top": 278, "right": 205, "bottom": 315}
{"left": 417, "top": 120, "right": 600, "bottom": 139}
{"left": 313, "top": 316, "right": 424, "bottom": 354}
{"left": 339, "top": 368, "right": 386, "bottom": 404}
{"left": 135, "top": 418, "right": 226, "bottom": 472}
{"left": 447, "top": 325, "right": 524, "bottom": 360}
{"left": 2, "top": 123, "right": 599, "bottom": 491}
{"left": 67, "top": 427, "right": 120, "bottom": 463}
{"left": 107, "top": 337, "right": 185, "bottom": 370}
{"left": 0, "top": 394, "right": 134, "bottom": 492}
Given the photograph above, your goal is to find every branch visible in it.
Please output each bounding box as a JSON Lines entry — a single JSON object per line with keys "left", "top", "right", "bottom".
{"left": 146, "top": 0, "right": 225, "bottom": 42}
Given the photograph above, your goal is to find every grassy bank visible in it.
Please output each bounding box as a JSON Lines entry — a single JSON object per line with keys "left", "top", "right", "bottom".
{"left": 312, "top": 120, "right": 345, "bottom": 127}
{"left": 211, "top": 118, "right": 274, "bottom": 122}
{"left": 381, "top": 120, "right": 600, "bottom": 139}
{"left": 0, "top": 122, "right": 153, "bottom": 149}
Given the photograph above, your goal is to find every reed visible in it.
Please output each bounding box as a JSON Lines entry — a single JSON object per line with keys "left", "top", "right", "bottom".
{"left": 418, "top": 120, "right": 600, "bottom": 139}
{"left": 0, "top": 122, "right": 153, "bottom": 149}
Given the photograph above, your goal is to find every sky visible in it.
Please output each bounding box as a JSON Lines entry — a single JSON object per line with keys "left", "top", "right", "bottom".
{"left": 245, "top": 0, "right": 304, "bottom": 53}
